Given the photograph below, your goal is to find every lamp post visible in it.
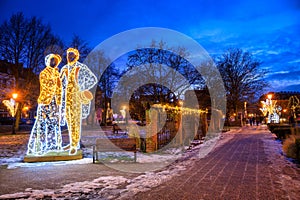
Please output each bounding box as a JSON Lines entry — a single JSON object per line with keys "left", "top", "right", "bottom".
{"left": 267, "top": 94, "right": 272, "bottom": 123}
{"left": 244, "top": 101, "right": 247, "bottom": 125}
{"left": 23, "top": 106, "right": 29, "bottom": 118}
{"left": 11, "top": 93, "right": 18, "bottom": 134}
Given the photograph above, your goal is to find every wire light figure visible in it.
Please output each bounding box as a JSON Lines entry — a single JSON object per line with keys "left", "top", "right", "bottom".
{"left": 27, "top": 54, "right": 63, "bottom": 155}
{"left": 60, "top": 48, "right": 97, "bottom": 155}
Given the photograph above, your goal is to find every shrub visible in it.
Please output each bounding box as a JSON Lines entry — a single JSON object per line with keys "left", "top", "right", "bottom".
{"left": 282, "top": 135, "right": 300, "bottom": 161}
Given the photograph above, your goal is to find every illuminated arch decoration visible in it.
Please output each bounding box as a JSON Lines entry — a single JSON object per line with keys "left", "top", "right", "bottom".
{"left": 60, "top": 48, "right": 97, "bottom": 155}
{"left": 26, "top": 54, "right": 63, "bottom": 155}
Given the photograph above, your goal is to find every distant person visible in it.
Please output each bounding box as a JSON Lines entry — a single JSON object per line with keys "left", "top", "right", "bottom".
{"left": 252, "top": 117, "right": 255, "bottom": 126}
{"left": 289, "top": 115, "right": 295, "bottom": 127}
{"left": 60, "top": 48, "right": 97, "bottom": 155}
{"left": 96, "top": 108, "right": 103, "bottom": 126}
{"left": 256, "top": 116, "right": 260, "bottom": 126}
{"left": 27, "top": 54, "right": 62, "bottom": 155}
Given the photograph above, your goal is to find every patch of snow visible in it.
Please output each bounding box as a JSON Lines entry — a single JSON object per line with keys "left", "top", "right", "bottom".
{"left": 195, "top": 135, "right": 220, "bottom": 159}
{"left": 7, "top": 158, "right": 93, "bottom": 169}
{"left": 0, "top": 129, "right": 241, "bottom": 199}
{"left": 262, "top": 132, "right": 300, "bottom": 200}
{"left": 0, "top": 156, "right": 191, "bottom": 200}
{"left": 0, "top": 157, "right": 23, "bottom": 164}
{"left": 136, "top": 148, "right": 185, "bottom": 163}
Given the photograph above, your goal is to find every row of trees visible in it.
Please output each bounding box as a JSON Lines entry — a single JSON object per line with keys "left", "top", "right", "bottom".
{"left": 216, "top": 48, "right": 268, "bottom": 117}
{"left": 0, "top": 12, "right": 269, "bottom": 128}
{"left": 0, "top": 12, "right": 92, "bottom": 128}
{"left": 114, "top": 41, "right": 268, "bottom": 122}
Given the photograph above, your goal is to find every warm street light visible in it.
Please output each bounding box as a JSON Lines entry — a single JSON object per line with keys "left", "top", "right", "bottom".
{"left": 267, "top": 95, "right": 273, "bottom": 123}
{"left": 11, "top": 92, "right": 18, "bottom": 134}
{"left": 12, "top": 93, "right": 18, "bottom": 99}
{"left": 23, "top": 106, "right": 29, "bottom": 118}
{"left": 178, "top": 100, "right": 183, "bottom": 106}
{"left": 267, "top": 94, "right": 272, "bottom": 100}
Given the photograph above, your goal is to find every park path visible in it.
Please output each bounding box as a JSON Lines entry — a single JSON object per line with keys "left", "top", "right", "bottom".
{"left": 130, "top": 126, "right": 300, "bottom": 200}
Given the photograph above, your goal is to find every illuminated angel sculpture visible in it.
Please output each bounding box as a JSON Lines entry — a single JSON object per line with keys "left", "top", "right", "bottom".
{"left": 27, "top": 54, "right": 63, "bottom": 155}
{"left": 60, "top": 48, "right": 97, "bottom": 155}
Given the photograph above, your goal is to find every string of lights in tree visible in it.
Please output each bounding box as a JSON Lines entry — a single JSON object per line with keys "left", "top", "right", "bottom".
{"left": 151, "top": 104, "right": 208, "bottom": 115}
{"left": 288, "top": 96, "right": 300, "bottom": 118}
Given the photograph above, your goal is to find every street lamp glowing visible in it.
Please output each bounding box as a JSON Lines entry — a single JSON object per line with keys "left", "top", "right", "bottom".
{"left": 267, "top": 94, "right": 272, "bottom": 100}
{"left": 179, "top": 100, "right": 183, "bottom": 106}
{"left": 12, "top": 93, "right": 18, "bottom": 99}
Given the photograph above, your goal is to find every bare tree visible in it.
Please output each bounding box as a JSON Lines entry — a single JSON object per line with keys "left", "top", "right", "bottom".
{"left": 216, "top": 48, "right": 268, "bottom": 117}
{"left": 107, "top": 40, "right": 206, "bottom": 124}
{"left": 0, "top": 12, "right": 63, "bottom": 130}
{"left": 84, "top": 50, "right": 121, "bottom": 125}
{"left": 123, "top": 40, "right": 204, "bottom": 103}
{"left": 69, "top": 34, "right": 91, "bottom": 62}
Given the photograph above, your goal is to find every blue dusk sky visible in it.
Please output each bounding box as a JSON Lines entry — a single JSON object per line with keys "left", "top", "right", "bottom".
{"left": 0, "top": 0, "right": 300, "bottom": 92}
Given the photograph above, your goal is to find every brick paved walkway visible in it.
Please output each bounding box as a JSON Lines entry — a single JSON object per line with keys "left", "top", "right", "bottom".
{"left": 130, "top": 127, "right": 300, "bottom": 200}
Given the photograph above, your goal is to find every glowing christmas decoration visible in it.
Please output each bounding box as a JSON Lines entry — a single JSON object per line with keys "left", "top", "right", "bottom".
{"left": 2, "top": 99, "right": 18, "bottom": 117}
{"left": 288, "top": 96, "right": 300, "bottom": 118}
{"left": 60, "top": 48, "right": 97, "bottom": 155}
{"left": 152, "top": 104, "right": 208, "bottom": 115}
{"left": 26, "top": 49, "right": 97, "bottom": 157}
{"left": 260, "top": 95, "right": 281, "bottom": 123}
{"left": 27, "top": 54, "right": 63, "bottom": 155}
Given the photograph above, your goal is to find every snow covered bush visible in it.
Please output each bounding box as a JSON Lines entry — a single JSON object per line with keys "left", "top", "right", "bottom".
{"left": 282, "top": 135, "right": 300, "bottom": 161}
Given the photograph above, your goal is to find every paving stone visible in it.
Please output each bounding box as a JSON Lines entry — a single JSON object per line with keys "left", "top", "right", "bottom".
{"left": 130, "top": 127, "right": 300, "bottom": 200}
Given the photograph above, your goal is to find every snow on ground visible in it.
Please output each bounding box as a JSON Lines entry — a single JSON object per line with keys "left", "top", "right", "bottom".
{"left": 0, "top": 134, "right": 28, "bottom": 165}
{"left": 5, "top": 149, "right": 185, "bottom": 169}
{"left": 262, "top": 132, "right": 300, "bottom": 199}
{"left": 0, "top": 147, "right": 196, "bottom": 200}
{"left": 0, "top": 129, "right": 238, "bottom": 199}
{"left": 6, "top": 157, "right": 93, "bottom": 169}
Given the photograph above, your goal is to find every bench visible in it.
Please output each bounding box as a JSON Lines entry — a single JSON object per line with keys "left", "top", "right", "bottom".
{"left": 93, "top": 138, "right": 137, "bottom": 163}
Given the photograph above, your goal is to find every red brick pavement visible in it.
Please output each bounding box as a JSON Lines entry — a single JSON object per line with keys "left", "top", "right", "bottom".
{"left": 130, "top": 127, "right": 300, "bottom": 200}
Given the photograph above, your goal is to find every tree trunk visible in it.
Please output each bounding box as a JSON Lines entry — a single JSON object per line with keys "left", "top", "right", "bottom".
{"left": 15, "top": 102, "right": 23, "bottom": 131}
